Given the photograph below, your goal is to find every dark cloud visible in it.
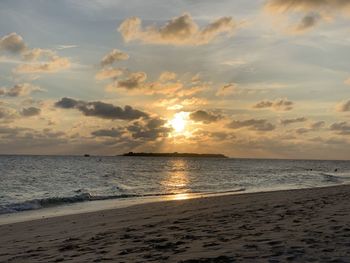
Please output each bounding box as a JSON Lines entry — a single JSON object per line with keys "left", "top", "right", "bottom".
{"left": 55, "top": 97, "right": 148, "bottom": 120}
{"left": 20, "top": 107, "right": 41, "bottom": 117}
{"left": 280, "top": 117, "right": 307, "bottom": 126}
{"left": 0, "top": 33, "right": 26, "bottom": 54}
{"left": 253, "top": 99, "right": 293, "bottom": 111}
{"left": 310, "top": 121, "right": 325, "bottom": 129}
{"left": 91, "top": 128, "right": 123, "bottom": 138}
{"left": 290, "top": 120, "right": 325, "bottom": 134}
{"left": 0, "top": 83, "right": 43, "bottom": 97}
{"left": 127, "top": 118, "right": 172, "bottom": 140}
{"left": 330, "top": 122, "right": 350, "bottom": 135}
{"left": 227, "top": 119, "right": 275, "bottom": 131}
{"left": 0, "top": 126, "right": 28, "bottom": 135}
{"left": 295, "top": 13, "right": 321, "bottom": 32}
{"left": 189, "top": 110, "right": 222, "bottom": 124}
{"left": 295, "top": 128, "right": 309, "bottom": 134}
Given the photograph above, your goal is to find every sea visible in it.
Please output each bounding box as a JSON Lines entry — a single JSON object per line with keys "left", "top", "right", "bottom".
{"left": 1, "top": 155, "right": 350, "bottom": 216}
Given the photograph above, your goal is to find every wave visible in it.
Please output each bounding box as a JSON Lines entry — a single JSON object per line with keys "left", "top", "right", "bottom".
{"left": 0, "top": 188, "right": 246, "bottom": 215}
{"left": 0, "top": 193, "right": 140, "bottom": 214}
{"left": 320, "top": 173, "right": 342, "bottom": 183}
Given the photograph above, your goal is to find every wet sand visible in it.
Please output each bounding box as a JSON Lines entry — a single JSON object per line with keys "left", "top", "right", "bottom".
{"left": 1, "top": 185, "right": 350, "bottom": 262}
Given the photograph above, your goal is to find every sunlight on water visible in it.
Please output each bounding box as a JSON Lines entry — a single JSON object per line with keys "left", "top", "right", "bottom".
{"left": 161, "top": 158, "right": 189, "bottom": 192}
{"left": 171, "top": 193, "right": 191, "bottom": 200}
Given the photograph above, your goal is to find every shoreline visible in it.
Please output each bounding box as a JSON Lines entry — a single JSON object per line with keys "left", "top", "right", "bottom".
{"left": 1, "top": 184, "right": 350, "bottom": 261}
{"left": 0, "top": 184, "right": 345, "bottom": 226}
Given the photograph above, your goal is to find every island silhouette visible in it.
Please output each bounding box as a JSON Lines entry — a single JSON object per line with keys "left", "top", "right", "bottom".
{"left": 121, "top": 152, "right": 228, "bottom": 158}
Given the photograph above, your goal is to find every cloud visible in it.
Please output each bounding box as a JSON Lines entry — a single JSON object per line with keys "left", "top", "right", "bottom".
{"left": 0, "top": 126, "right": 28, "bottom": 135}
{"left": 216, "top": 83, "right": 238, "bottom": 96}
{"left": 295, "top": 128, "right": 310, "bottom": 134}
{"left": 0, "top": 33, "right": 71, "bottom": 74}
{"left": 14, "top": 55, "right": 71, "bottom": 74}
{"left": 336, "top": 100, "right": 350, "bottom": 112}
{"left": 265, "top": 0, "right": 350, "bottom": 33}
{"left": 265, "top": 0, "right": 350, "bottom": 13}
{"left": 189, "top": 110, "right": 222, "bottom": 124}
{"left": 227, "top": 119, "right": 275, "bottom": 131}
{"left": 117, "top": 72, "right": 147, "bottom": 89}
{"left": 159, "top": 71, "right": 177, "bottom": 82}
{"left": 108, "top": 72, "right": 147, "bottom": 90}
{"left": 118, "top": 13, "right": 237, "bottom": 46}
{"left": 91, "top": 128, "right": 122, "bottom": 138}
{"left": 100, "top": 49, "right": 129, "bottom": 67}
{"left": 56, "top": 45, "right": 78, "bottom": 50}
{"left": 105, "top": 71, "right": 205, "bottom": 98}
{"left": 0, "top": 107, "right": 17, "bottom": 121}
{"left": 221, "top": 59, "right": 247, "bottom": 67}
{"left": 0, "top": 33, "right": 26, "bottom": 54}
{"left": 253, "top": 98, "right": 293, "bottom": 111}
{"left": 20, "top": 107, "right": 41, "bottom": 117}
{"left": 191, "top": 129, "right": 236, "bottom": 142}
{"left": 0, "top": 83, "right": 43, "bottom": 97}
{"left": 22, "top": 48, "right": 55, "bottom": 61}
{"left": 330, "top": 122, "right": 350, "bottom": 135}
{"left": 127, "top": 117, "right": 172, "bottom": 140}
{"left": 280, "top": 117, "right": 307, "bottom": 126}
{"left": 155, "top": 97, "right": 207, "bottom": 110}
{"left": 0, "top": 109, "right": 8, "bottom": 119}
{"left": 93, "top": 117, "right": 172, "bottom": 142}
{"left": 95, "top": 67, "right": 124, "bottom": 80}
{"left": 310, "top": 121, "right": 325, "bottom": 129}
{"left": 55, "top": 97, "right": 148, "bottom": 120}
{"left": 294, "top": 13, "right": 322, "bottom": 33}
{"left": 290, "top": 120, "right": 325, "bottom": 134}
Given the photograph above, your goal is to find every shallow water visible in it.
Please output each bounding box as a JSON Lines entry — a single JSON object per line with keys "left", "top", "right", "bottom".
{"left": 1, "top": 155, "right": 350, "bottom": 214}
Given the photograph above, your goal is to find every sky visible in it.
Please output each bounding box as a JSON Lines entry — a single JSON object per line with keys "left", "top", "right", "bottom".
{"left": 0, "top": 0, "right": 350, "bottom": 159}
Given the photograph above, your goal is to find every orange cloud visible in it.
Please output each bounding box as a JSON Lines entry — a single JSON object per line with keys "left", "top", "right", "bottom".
{"left": 118, "top": 13, "right": 237, "bottom": 46}
{"left": 14, "top": 56, "right": 71, "bottom": 74}
{"left": 336, "top": 100, "right": 350, "bottom": 112}
{"left": 100, "top": 49, "right": 129, "bottom": 67}
{"left": 95, "top": 67, "right": 124, "bottom": 80}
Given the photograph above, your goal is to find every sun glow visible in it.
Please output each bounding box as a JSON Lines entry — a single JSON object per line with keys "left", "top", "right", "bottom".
{"left": 169, "top": 112, "right": 188, "bottom": 133}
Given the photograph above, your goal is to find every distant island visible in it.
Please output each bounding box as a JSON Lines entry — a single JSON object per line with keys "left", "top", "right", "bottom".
{"left": 121, "top": 152, "right": 228, "bottom": 158}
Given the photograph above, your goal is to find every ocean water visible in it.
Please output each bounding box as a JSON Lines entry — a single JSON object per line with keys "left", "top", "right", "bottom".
{"left": 1, "top": 155, "right": 350, "bottom": 215}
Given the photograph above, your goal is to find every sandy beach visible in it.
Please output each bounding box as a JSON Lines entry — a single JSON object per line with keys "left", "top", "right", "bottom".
{"left": 1, "top": 185, "right": 350, "bottom": 262}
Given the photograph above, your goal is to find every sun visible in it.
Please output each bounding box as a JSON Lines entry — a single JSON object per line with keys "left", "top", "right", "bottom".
{"left": 170, "top": 112, "right": 188, "bottom": 133}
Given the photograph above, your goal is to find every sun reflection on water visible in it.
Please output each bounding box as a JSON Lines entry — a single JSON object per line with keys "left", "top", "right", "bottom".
{"left": 161, "top": 158, "right": 190, "bottom": 198}
{"left": 171, "top": 193, "right": 191, "bottom": 200}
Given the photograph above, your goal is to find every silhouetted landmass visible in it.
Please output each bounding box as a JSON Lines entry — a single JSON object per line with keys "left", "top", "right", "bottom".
{"left": 121, "top": 152, "right": 228, "bottom": 158}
